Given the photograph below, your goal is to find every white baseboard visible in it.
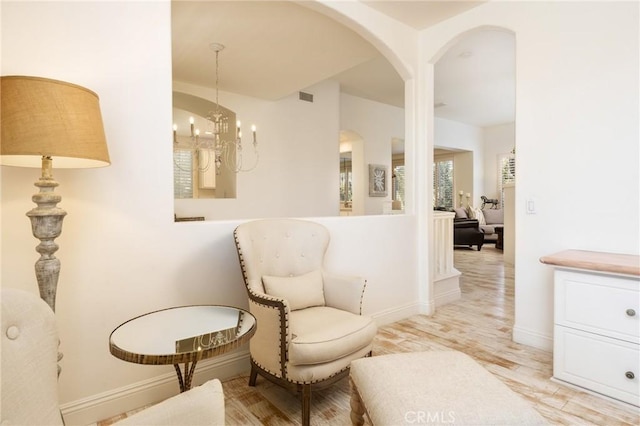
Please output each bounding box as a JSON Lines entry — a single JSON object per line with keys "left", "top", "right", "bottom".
{"left": 434, "top": 271, "right": 461, "bottom": 307}
{"left": 60, "top": 351, "right": 251, "bottom": 426}
{"left": 512, "top": 324, "right": 553, "bottom": 351}
{"left": 371, "top": 302, "right": 422, "bottom": 326}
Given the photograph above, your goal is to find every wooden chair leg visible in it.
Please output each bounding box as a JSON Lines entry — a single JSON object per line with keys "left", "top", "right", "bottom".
{"left": 248, "top": 363, "right": 258, "bottom": 387}
{"left": 301, "top": 384, "right": 311, "bottom": 426}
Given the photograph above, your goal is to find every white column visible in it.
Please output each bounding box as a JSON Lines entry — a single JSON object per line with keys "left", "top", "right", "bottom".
{"left": 432, "top": 211, "right": 461, "bottom": 306}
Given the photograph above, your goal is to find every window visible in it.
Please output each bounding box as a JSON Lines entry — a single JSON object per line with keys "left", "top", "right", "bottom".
{"left": 433, "top": 159, "right": 454, "bottom": 209}
{"left": 497, "top": 152, "right": 515, "bottom": 208}
{"left": 174, "top": 149, "right": 193, "bottom": 199}
{"left": 340, "top": 157, "right": 352, "bottom": 203}
{"left": 392, "top": 155, "right": 405, "bottom": 206}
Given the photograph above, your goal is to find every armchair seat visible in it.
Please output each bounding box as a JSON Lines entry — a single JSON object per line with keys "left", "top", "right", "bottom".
{"left": 289, "top": 306, "right": 378, "bottom": 365}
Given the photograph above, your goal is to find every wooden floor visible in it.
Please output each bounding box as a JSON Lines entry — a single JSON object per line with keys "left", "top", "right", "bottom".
{"left": 98, "top": 246, "right": 639, "bottom": 425}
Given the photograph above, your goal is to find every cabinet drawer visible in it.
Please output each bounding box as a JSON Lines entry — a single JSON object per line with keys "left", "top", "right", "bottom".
{"left": 555, "top": 270, "right": 639, "bottom": 343}
{"left": 554, "top": 326, "right": 640, "bottom": 407}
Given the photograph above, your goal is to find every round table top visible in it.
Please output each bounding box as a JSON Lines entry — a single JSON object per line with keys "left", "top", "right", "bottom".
{"left": 109, "top": 305, "right": 256, "bottom": 365}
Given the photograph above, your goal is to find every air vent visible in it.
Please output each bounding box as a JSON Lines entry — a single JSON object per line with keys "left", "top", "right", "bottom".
{"left": 299, "top": 92, "right": 314, "bottom": 103}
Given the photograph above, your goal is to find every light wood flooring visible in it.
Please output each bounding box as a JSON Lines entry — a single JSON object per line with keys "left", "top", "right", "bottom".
{"left": 98, "top": 246, "right": 639, "bottom": 425}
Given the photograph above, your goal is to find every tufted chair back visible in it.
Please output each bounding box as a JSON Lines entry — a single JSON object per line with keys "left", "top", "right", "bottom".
{"left": 1, "top": 288, "right": 64, "bottom": 425}
{"left": 234, "top": 219, "right": 330, "bottom": 295}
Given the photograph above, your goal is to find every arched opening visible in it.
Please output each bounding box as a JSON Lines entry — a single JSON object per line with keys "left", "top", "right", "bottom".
{"left": 429, "top": 26, "right": 516, "bottom": 311}
{"left": 171, "top": 1, "right": 412, "bottom": 220}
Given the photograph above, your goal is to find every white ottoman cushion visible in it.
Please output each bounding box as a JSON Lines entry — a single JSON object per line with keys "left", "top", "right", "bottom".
{"left": 350, "top": 351, "right": 547, "bottom": 425}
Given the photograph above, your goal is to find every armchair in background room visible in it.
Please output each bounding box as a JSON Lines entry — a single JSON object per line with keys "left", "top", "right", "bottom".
{"left": 1, "top": 288, "right": 225, "bottom": 426}
{"left": 234, "top": 219, "right": 378, "bottom": 426}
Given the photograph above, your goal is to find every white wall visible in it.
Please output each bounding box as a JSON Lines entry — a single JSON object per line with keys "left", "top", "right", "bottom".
{"left": 483, "top": 122, "right": 515, "bottom": 200}
{"left": 0, "top": 1, "right": 422, "bottom": 424}
{"left": 340, "top": 93, "right": 405, "bottom": 215}
{"left": 434, "top": 117, "right": 484, "bottom": 205}
{"left": 173, "top": 79, "right": 340, "bottom": 220}
{"left": 421, "top": 1, "right": 640, "bottom": 349}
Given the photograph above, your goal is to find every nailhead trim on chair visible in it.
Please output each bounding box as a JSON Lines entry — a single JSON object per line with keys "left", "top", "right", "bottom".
{"left": 234, "top": 228, "right": 290, "bottom": 378}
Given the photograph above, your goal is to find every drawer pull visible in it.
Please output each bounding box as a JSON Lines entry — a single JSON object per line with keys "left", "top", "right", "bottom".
{"left": 625, "top": 371, "right": 635, "bottom": 380}
{"left": 626, "top": 309, "right": 637, "bottom": 317}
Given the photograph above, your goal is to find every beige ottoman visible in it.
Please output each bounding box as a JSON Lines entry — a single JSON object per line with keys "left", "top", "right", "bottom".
{"left": 349, "top": 351, "right": 547, "bottom": 425}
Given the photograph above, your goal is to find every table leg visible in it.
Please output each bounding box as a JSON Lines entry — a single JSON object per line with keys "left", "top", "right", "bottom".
{"left": 173, "top": 361, "right": 198, "bottom": 392}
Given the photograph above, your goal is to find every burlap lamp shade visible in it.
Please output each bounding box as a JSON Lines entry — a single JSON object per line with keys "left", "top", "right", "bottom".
{"left": 1, "top": 75, "right": 110, "bottom": 167}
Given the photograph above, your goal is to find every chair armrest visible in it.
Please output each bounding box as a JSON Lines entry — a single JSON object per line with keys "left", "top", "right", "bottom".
{"left": 115, "top": 379, "right": 224, "bottom": 425}
{"left": 322, "top": 272, "right": 367, "bottom": 315}
{"left": 246, "top": 289, "right": 290, "bottom": 378}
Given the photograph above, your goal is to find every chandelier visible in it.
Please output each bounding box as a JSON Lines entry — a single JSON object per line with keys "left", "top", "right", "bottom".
{"left": 173, "top": 43, "right": 258, "bottom": 174}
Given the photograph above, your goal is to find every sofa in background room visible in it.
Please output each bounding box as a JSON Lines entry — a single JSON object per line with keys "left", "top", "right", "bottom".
{"left": 454, "top": 207, "right": 504, "bottom": 245}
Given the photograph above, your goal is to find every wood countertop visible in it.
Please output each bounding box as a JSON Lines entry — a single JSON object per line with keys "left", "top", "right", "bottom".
{"left": 540, "top": 249, "right": 640, "bottom": 277}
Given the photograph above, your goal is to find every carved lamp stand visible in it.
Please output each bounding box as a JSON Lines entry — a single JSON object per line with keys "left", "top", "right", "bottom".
{"left": 27, "top": 156, "right": 67, "bottom": 311}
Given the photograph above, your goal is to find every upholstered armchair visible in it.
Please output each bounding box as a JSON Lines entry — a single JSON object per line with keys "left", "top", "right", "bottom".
{"left": 1, "top": 288, "right": 225, "bottom": 425}
{"left": 234, "top": 219, "right": 378, "bottom": 426}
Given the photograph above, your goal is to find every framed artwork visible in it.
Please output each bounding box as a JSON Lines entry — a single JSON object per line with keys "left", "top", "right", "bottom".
{"left": 368, "top": 164, "right": 388, "bottom": 197}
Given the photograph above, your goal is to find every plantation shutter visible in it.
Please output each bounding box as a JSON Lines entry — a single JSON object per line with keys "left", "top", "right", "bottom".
{"left": 174, "top": 149, "right": 193, "bottom": 199}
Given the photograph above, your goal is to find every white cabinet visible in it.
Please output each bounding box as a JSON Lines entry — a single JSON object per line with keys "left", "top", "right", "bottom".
{"left": 541, "top": 250, "right": 640, "bottom": 407}
{"left": 553, "top": 269, "right": 639, "bottom": 406}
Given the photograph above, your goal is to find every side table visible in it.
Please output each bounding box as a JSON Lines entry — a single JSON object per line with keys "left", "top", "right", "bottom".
{"left": 110, "top": 305, "right": 256, "bottom": 392}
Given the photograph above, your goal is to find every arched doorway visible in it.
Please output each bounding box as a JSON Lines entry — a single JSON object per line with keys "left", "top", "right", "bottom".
{"left": 429, "top": 26, "right": 516, "bottom": 310}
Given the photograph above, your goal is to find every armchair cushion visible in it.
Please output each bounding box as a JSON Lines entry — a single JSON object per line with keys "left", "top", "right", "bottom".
{"left": 116, "top": 379, "right": 225, "bottom": 425}
{"left": 262, "top": 270, "right": 325, "bottom": 310}
{"left": 288, "top": 307, "right": 378, "bottom": 366}
{"left": 322, "top": 272, "right": 366, "bottom": 315}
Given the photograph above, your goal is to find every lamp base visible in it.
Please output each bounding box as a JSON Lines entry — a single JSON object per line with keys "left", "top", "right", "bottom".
{"left": 26, "top": 157, "right": 67, "bottom": 312}
{"left": 27, "top": 157, "right": 67, "bottom": 376}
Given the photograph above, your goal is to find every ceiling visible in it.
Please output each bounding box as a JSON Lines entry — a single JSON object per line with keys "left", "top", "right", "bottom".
{"left": 172, "top": 1, "right": 514, "bottom": 128}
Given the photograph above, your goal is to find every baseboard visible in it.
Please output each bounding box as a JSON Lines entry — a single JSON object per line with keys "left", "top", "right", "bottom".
{"left": 434, "top": 271, "right": 462, "bottom": 307}
{"left": 512, "top": 324, "right": 553, "bottom": 351}
{"left": 371, "top": 302, "right": 422, "bottom": 326}
{"left": 434, "top": 287, "right": 461, "bottom": 307}
{"left": 60, "top": 350, "right": 251, "bottom": 425}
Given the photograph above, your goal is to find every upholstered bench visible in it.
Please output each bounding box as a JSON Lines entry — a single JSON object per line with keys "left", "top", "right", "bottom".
{"left": 349, "top": 351, "right": 547, "bottom": 425}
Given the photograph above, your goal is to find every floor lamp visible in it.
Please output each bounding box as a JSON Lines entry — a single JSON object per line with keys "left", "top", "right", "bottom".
{"left": 1, "top": 76, "right": 110, "bottom": 313}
